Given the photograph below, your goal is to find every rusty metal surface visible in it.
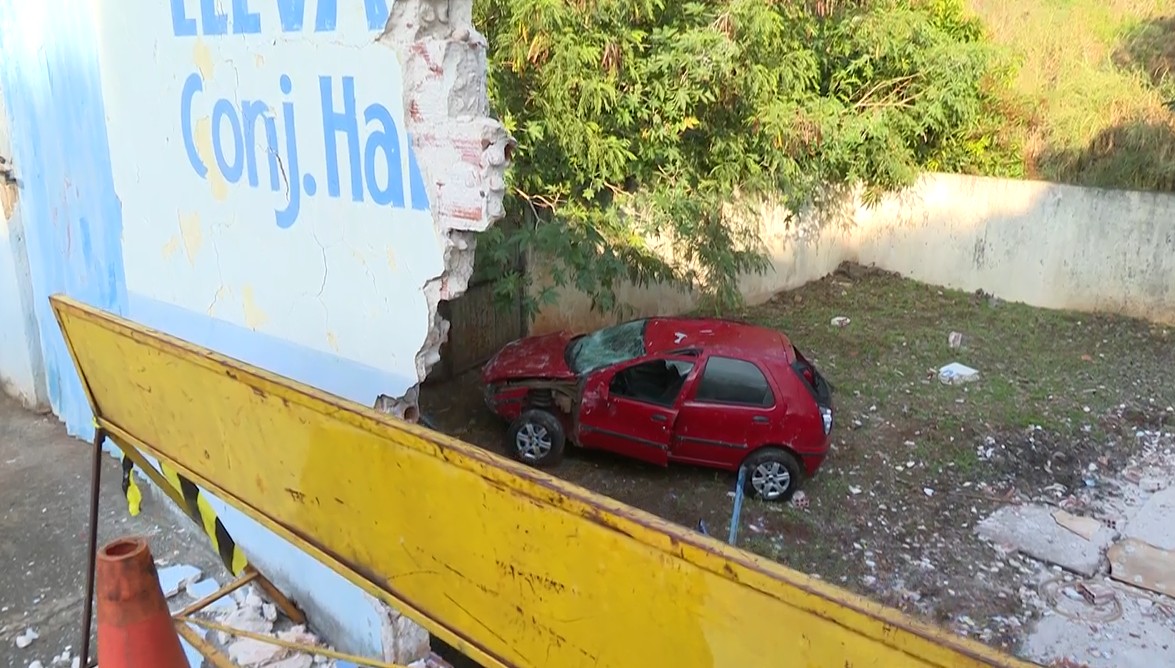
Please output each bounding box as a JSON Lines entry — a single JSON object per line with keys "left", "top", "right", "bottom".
{"left": 51, "top": 294, "right": 1038, "bottom": 668}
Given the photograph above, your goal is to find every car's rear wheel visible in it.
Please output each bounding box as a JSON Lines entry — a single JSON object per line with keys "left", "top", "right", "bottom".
{"left": 507, "top": 409, "right": 565, "bottom": 468}
{"left": 743, "top": 448, "right": 803, "bottom": 502}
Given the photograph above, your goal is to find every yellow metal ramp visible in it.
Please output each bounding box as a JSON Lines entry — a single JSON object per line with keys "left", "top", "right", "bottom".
{"left": 51, "top": 295, "right": 1036, "bottom": 668}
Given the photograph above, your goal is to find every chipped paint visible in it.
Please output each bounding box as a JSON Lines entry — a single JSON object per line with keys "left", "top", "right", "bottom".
{"left": 241, "top": 285, "right": 268, "bottom": 330}
{"left": 178, "top": 212, "right": 202, "bottom": 265}
{"left": 0, "top": 179, "right": 16, "bottom": 220}
{"left": 192, "top": 39, "right": 213, "bottom": 80}
{"left": 191, "top": 117, "right": 227, "bottom": 201}
{"left": 162, "top": 235, "right": 181, "bottom": 260}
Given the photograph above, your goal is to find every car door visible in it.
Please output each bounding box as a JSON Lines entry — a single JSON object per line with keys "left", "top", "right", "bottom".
{"left": 576, "top": 355, "right": 697, "bottom": 466}
{"left": 671, "top": 354, "right": 780, "bottom": 469}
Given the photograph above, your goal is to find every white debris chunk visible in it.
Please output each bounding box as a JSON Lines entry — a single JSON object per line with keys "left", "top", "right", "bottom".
{"left": 266, "top": 656, "right": 313, "bottom": 668}
{"left": 276, "top": 625, "right": 320, "bottom": 647}
{"left": 938, "top": 362, "right": 979, "bottom": 385}
{"left": 831, "top": 316, "right": 851, "bottom": 328}
{"left": 228, "top": 637, "right": 286, "bottom": 666}
{"left": 157, "top": 564, "right": 202, "bottom": 598}
{"left": 15, "top": 628, "right": 38, "bottom": 649}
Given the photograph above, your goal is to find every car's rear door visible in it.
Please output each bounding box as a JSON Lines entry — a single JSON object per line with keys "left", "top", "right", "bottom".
{"left": 576, "top": 356, "right": 697, "bottom": 466}
{"left": 670, "top": 354, "right": 780, "bottom": 469}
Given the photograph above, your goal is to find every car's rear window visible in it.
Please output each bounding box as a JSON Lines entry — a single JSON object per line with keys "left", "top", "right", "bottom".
{"left": 694, "top": 356, "right": 774, "bottom": 407}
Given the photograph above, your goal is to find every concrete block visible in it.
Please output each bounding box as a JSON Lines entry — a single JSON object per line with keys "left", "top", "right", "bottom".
{"left": 1108, "top": 538, "right": 1175, "bottom": 598}
{"left": 1122, "top": 487, "right": 1175, "bottom": 551}
{"left": 976, "top": 504, "right": 1116, "bottom": 576}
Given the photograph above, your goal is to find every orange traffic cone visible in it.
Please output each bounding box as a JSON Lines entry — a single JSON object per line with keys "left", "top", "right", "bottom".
{"left": 95, "top": 537, "right": 189, "bottom": 668}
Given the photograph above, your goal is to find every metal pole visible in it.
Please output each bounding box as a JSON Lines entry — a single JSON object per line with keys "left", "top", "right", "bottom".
{"left": 79, "top": 428, "right": 107, "bottom": 668}
{"left": 727, "top": 464, "right": 747, "bottom": 546}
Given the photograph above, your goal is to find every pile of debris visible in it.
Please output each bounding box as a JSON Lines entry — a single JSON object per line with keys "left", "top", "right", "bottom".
{"left": 975, "top": 421, "right": 1175, "bottom": 667}
{"left": 158, "top": 564, "right": 452, "bottom": 668}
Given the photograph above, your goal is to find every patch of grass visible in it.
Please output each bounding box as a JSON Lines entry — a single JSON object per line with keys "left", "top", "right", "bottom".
{"left": 966, "top": 0, "right": 1175, "bottom": 191}
{"left": 747, "top": 266, "right": 1172, "bottom": 448}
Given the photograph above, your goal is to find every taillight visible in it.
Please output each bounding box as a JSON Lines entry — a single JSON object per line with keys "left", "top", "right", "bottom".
{"left": 802, "top": 368, "right": 815, "bottom": 385}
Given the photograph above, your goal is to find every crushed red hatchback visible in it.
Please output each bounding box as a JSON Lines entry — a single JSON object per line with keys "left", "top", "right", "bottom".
{"left": 481, "top": 317, "right": 834, "bottom": 501}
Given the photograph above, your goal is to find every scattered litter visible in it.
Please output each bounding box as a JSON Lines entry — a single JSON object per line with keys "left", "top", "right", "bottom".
{"left": 923, "top": 488, "right": 935, "bottom": 497}
{"left": 948, "top": 331, "right": 964, "bottom": 348}
{"left": 50, "top": 648, "right": 71, "bottom": 664}
{"left": 28, "top": 661, "right": 43, "bottom": 668}
{"left": 15, "top": 628, "right": 38, "bottom": 649}
{"left": 157, "top": 564, "right": 202, "bottom": 598}
{"left": 938, "top": 362, "right": 979, "bottom": 385}
{"left": 849, "top": 485, "right": 862, "bottom": 495}
{"left": 830, "top": 316, "right": 851, "bottom": 328}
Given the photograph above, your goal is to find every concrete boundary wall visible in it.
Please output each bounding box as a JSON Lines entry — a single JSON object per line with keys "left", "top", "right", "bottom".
{"left": 533, "top": 174, "right": 1175, "bottom": 334}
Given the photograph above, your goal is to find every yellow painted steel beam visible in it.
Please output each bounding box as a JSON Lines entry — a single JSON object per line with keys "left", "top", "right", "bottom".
{"left": 50, "top": 295, "right": 1038, "bottom": 668}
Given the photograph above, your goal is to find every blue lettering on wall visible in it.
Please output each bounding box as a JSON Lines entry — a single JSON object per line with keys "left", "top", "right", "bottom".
{"left": 179, "top": 70, "right": 429, "bottom": 229}
{"left": 170, "top": 0, "right": 390, "bottom": 36}
{"left": 170, "top": 0, "right": 197, "bottom": 37}
{"left": 200, "top": 0, "right": 229, "bottom": 36}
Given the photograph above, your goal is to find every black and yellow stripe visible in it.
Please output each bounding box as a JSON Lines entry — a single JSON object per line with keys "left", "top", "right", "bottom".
{"left": 121, "top": 454, "right": 248, "bottom": 576}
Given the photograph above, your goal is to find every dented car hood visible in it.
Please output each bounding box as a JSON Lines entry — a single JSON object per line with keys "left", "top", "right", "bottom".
{"left": 482, "top": 331, "right": 577, "bottom": 382}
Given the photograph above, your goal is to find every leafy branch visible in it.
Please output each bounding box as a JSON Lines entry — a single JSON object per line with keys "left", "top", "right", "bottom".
{"left": 474, "top": 0, "right": 1022, "bottom": 322}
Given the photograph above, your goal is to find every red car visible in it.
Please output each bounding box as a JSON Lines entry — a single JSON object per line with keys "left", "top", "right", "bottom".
{"left": 481, "top": 317, "right": 834, "bottom": 501}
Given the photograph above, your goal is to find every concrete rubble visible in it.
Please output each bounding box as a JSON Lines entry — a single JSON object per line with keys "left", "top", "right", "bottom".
{"left": 975, "top": 425, "right": 1175, "bottom": 667}
{"left": 161, "top": 569, "right": 453, "bottom": 668}
{"left": 976, "top": 504, "right": 1117, "bottom": 577}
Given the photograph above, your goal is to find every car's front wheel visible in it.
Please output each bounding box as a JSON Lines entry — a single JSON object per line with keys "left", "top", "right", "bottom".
{"left": 507, "top": 410, "right": 566, "bottom": 468}
{"left": 743, "top": 448, "right": 803, "bottom": 502}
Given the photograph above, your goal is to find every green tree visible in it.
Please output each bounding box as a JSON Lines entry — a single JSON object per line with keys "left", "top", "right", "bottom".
{"left": 475, "top": 0, "right": 1020, "bottom": 318}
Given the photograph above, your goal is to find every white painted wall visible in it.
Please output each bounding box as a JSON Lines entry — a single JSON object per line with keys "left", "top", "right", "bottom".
{"left": 81, "top": 0, "right": 507, "bottom": 661}
{"left": 534, "top": 174, "right": 1175, "bottom": 333}
{"left": 0, "top": 86, "right": 46, "bottom": 412}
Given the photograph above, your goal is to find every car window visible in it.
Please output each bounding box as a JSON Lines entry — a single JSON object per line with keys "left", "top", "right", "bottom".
{"left": 694, "top": 356, "right": 774, "bottom": 407}
{"left": 566, "top": 319, "right": 648, "bottom": 374}
{"left": 609, "top": 359, "right": 695, "bottom": 407}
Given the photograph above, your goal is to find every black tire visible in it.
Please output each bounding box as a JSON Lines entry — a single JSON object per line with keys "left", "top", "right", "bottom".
{"left": 507, "top": 409, "right": 566, "bottom": 468}
{"left": 742, "top": 448, "right": 803, "bottom": 502}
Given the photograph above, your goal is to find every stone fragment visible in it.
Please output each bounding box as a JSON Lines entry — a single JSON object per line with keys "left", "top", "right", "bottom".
{"left": 977, "top": 504, "right": 1116, "bottom": 577}
{"left": 1108, "top": 538, "right": 1175, "bottom": 598}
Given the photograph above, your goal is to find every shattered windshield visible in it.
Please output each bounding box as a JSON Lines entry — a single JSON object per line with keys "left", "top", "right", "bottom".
{"left": 566, "top": 319, "right": 648, "bottom": 375}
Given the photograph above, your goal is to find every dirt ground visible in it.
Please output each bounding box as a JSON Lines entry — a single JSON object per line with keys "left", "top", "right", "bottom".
{"left": 420, "top": 264, "right": 1175, "bottom": 655}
